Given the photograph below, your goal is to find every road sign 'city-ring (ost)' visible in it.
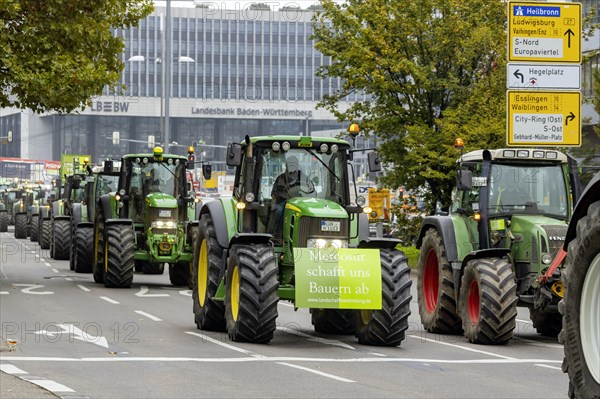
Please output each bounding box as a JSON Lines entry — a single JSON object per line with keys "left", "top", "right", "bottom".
{"left": 508, "top": 1, "right": 581, "bottom": 63}
{"left": 507, "top": 90, "right": 581, "bottom": 147}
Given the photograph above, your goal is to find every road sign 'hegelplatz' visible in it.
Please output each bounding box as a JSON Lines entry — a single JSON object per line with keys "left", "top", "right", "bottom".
{"left": 508, "top": 2, "right": 581, "bottom": 63}
{"left": 507, "top": 91, "right": 581, "bottom": 146}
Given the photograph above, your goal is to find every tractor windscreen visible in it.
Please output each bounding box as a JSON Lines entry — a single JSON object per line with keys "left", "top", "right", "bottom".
{"left": 488, "top": 164, "right": 568, "bottom": 219}
{"left": 129, "top": 160, "right": 184, "bottom": 197}
{"left": 96, "top": 174, "right": 119, "bottom": 196}
{"left": 258, "top": 147, "right": 348, "bottom": 204}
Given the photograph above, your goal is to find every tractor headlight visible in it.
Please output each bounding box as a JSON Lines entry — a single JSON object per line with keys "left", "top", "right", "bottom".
{"left": 541, "top": 253, "right": 553, "bottom": 265}
{"left": 307, "top": 238, "right": 348, "bottom": 249}
{"left": 245, "top": 192, "right": 255, "bottom": 202}
{"left": 151, "top": 220, "right": 177, "bottom": 229}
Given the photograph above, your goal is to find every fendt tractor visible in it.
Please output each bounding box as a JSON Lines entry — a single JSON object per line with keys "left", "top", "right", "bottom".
{"left": 38, "top": 181, "right": 60, "bottom": 251}
{"left": 0, "top": 184, "right": 15, "bottom": 232}
{"left": 69, "top": 161, "right": 120, "bottom": 273}
{"left": 92, "top": 147, "right": 199, "bottom": 288}
{"left": 191, "top": 132, "right": 413, "bottom": 346}
{"left": 544, "top": 170, "right": 600, "bottom": 399}
{"left": 29, "top": 186, "right": 50, "bottom": 242}
{"left": 13, "top": 183, "right": 45, "bottom": 239}
{"left": 416, "top": 143, "right": 578, "bottom": 344}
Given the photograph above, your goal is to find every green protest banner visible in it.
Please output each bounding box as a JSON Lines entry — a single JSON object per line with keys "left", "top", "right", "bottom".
{"left": 294, "top": 248, "right": 382, "bottom": 309}
{"left": 60, "top": 154, "right": 91, "bottom": 178}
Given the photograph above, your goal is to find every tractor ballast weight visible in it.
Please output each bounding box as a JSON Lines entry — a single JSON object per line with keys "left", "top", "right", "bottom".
{"left": 416, "top": 148, "right": 575, "bottom": 344}
{"left": 92, "top": 147, "right": 197, "bottom": 288}
{"left": 192, "top": 135, "right": 412, "bottom": 346}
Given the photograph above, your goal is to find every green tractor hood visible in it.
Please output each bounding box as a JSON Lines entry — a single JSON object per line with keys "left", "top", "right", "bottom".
{"left": 286, "top": 197, "right": 348, "bottom": 218}
{"left": 146, "top": 192, "right": 178, "bottom": 208}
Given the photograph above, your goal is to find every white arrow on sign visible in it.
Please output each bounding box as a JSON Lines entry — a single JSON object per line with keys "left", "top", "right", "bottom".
{"left": 507, "top": 64, "right": 581, "bottom": 90}
{"left": 35, "top": 324, "right": 108, "bottom": 348}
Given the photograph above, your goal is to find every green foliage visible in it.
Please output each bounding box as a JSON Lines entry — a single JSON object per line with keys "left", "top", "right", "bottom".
{"left": 312, "top": 0, "right": 507, "bottom": 209}
{"left": 0, "top": 0, "right": 154, "bottom": 114}
{"left": 396, "top": 245, "right": 419, "bottom": 269}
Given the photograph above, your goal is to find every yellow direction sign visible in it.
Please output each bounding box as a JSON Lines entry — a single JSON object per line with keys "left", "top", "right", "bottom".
{"left": 367, "top": 188, "right": 391, "bottom": 221}
{"left": 507, "top": 91, "right": 581, "bottom": 146}
{"left": 508, "top": 1, "right": 581, "bottom": 63}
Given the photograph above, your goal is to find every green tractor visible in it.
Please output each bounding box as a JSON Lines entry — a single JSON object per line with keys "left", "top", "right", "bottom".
{"left": 92, "top": 147, "right": 198, "bottom": 288}
{"left": 28, "top": 186, "right": 50, "bottom": 243}
{"left": 0, "top": 185, "right": 12, "bottom": 232}
{"left": 69, "top": 161, "right": 120, "bottom": 273}
{"left": 415, "top": 147, "right": 577, "bottom": 344}
{"left": 13, "top": 183, "right": 43, "bottom": 239}
{"left": 191, "top": 134, "right": 412, "bottom": 346}
{"left": 38, "top": 181, "right": 60, "bottom": 251}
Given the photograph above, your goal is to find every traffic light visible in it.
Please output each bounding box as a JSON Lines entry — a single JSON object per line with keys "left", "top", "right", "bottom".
{"left": 187, "top": 145, "right": 195, "bottom": 170}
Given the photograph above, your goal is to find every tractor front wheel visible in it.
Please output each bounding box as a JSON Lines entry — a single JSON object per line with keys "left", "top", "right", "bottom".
{"left": 225, "top": 244, "right": 279, "bottom": 343}
{"left": 29, "top": 215, "right": 39, "bottom": 242}
{"left": 560, "top": 200, "right": 600, "bottom": 399}
{"left": 52, "top": 219, "right": 71, "bottom": 260}
{"left": 193, "top": 214, "right": 226, "bottom": 331}
{"left": 356, "top": 249, "right": 412, "bottom": 346}
{"left": 417, "top": 228, "right": 461, "bottom": 334}
{"left": 39, "top": 219, "right": 51, "bottom": 250}
{"left": 169, "top": 262, "right": 190, "bottom": 286}
{"left": 529, "top": 307, "right": 561, "bottom": 337}
{"left": 459, "top": 258, "right": 517, "bottom": 344}
{"left": 311, "top": 309, "right": 356, "bottom": 335}
{"left": 92, "top": 210, "right": 105, "bottom": 284}
{"left": 74, "top": 227, "right": 94, "bottom": 273}
{"left": 0, "top": 212, "right": 8, "bottom": 232}
{"left": 14, "top": 214, "right": 28, "bottom": 239}
{"left": 104, "top": 224, "right": 135, "bottom": 288}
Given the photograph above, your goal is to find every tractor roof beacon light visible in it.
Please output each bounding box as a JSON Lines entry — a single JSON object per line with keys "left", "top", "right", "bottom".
{"left": 348, "top": 123, "right": 360, "bottom": 147}
{"left": 188, "top": 146, "right": 195, "bottom": 154}
{"left": 153, "top": 146, "right": 164, "bottom": 160}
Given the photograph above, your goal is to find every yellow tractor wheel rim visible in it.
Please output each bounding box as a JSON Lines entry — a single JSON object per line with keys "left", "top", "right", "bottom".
{"left": 231, "top": 266, "right": 240, "bottom": 321}
{"left": 198, "top": 240, "right": 208, "bottom": 306}
{"left": 359, "top": 309, "right": 371, "bottom": 326}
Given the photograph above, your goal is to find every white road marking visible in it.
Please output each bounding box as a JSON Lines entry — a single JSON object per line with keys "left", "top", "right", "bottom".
{"left": 516, "top": 319, "right": 533, "bottom": 324}
{"left": 134, "top": 310, "right": 162, "bottom": 322}
{"left": 45, "top": 262, "right": 52, "bottom": 267}
{"left": 276, "top": 326, "right": 355, "bottom": 350}
{"left": 51, "top": 268, "right": 59, "bottom": 273}
{"left": 65, "top": 278, "right": 73, "bottom": 282}
{"left": 99, "top": 296, "right": 120, "bottom": 305}
{"left": 77, "top": 285, "right": 91, "bottom": 292}
{"left": 135, "top": 286, "right": 169, "bottom": 297}
{"left": 185, "top": 331, "right": 260, "bottom": 356}
{"left": 13, "top": 283, "right": 53, "bottom": 295}
{"left": 28, "top": 379, "right": 75, "bottom": 393}
{"left": 40, "top": 258, "right": 45, "bottom": 262}
{"left": 278, "top": 302, "right": 294, "bottom": 307}
{"left": 0, "top": 356, "right": 563, "bottom": 365}
{"left": 408, "top": 334, "right": 516, "bottom": 359}
{"left": 179, "top": 290, "right": 192, "bottom": 296}
{"left": 535, "top": 364, "right": 562, "bottom": 371}
{"left": 368, "top": 352, "right": 387, "bottom": 357}
{"left": 513, "top": 336, "right": 563, "bottom": 349}
{"left": 276, "top": 362, "right": 354, "bottom": 383}
{"left": 0, "top": 364, "right": 27, "bottom": 374}
{"left": 0, "top": 291, "right": 8, "bottom": 295}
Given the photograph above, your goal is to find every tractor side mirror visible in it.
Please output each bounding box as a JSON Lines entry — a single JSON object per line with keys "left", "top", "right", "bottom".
{"left": 38, "top": 190, "right": 46, "bottom": 199}
{"left": 104, "top": 160, "right": 114, "bottom": 174}
{"left": 72, "top": 176, "right": 81, "bottom": 190}
{"left": 457, "top": 170, "right": 472, "bottom": 190}
{"left": 367, "top": 152, "right": 382, "bottom": 172}
{"left": 226, "top": 143, "right": 242, "bottom": 167}
{"left": 202, "top": 164, "right": 212, "bottom": 181}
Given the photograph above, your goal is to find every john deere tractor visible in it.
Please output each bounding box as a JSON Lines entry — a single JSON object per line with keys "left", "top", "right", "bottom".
{"left": 69, "top": 161, "right": 120, "bottom": 273}
{"left": 191, "top": 134, "right": 412, "bottom": 346}
{"left": 416, "top": 146, "right": 577, "bottom": 344}
{"left": 92, "top": 147, "right": 198, "bottom": 288}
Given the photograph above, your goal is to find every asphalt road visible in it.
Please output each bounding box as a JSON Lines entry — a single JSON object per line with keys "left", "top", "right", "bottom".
{"left": 0, "top": 228, "right": 569, "bottom": 399}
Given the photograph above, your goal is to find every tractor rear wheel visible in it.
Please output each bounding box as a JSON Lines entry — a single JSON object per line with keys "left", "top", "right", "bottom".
{"left": 52, "top": 219, "right": 71, "bottom": 260}
{"left": 40, "top": 219, "right": 51, "bottom": 249}
{"left": 14, "top": 214, "right": 28, "bottom": 239}
{"left": 356, "top": 249, "right": 412, "bottom": 346}
{"left": 417, "top": 228, "right": 461, "bottom": 334}
{"left": 311, "top": 309, "right": 356, "bottom": 335}
{"left": 0, "top": 212, "right": 8, "bottom": 232}
{"left": 459, "top": 258, "right": 517, "bottom": 344}
{"left": 529, "top": 307, "right": 561, "bottom": 337}
{"left": 92, "top": 210, "right": 105, "bottom": 284}
{"left": 74, "top": 227, "right": 94, "bottom": 273}
{"left": 29, "top": 215, "right": 39, "bottom": 242}
{"left": 225, "top": 243, "right": 279, "bottom": 343}
{"left": 104, "top": 224, "right": 135, "bottom": 288}
{"left": 193, "top": 214, "right": 226, "bottom": 331}
{"left": 169, "top": 262, "right": 190, "bottom": 286}
{"left": 560, "top": 200, "right": 600, "bottom": 399}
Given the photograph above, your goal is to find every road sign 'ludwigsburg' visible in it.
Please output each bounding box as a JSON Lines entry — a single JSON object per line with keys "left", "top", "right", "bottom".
{"left": 508, "top": 2, "right": 581, "bottom": 63}
{"left": 507, "top": 91, "right": 581, "bottom": 146}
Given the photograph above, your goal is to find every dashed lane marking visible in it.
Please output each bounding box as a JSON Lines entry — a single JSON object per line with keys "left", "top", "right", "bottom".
{"left": 0, "top": 364, "right": 27, "bottom": 374}
{"left": 535, "top": 363, "right": 562, "bottom": 371}
{"left": 77, "top": 285, "right": 91, "bottom": 292}
{"left": 134, "top": 310, "right": 162, "bottom": 322}
{"left": 26, "top": 379, "right": 75, "bottom": 393}
{"left": 99, "top": 296, "right": 120, "bottom": 305}
{"left": 408, "top": 334, "right": 516, "bottom": 360}
{"left": 276, "top": 362, "right": 355, "bottom": 382}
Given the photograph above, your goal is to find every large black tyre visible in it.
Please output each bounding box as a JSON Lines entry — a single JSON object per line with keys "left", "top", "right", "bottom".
{"left": 39, "top": 219, "right": 51, "bottom": 250}
{"left": 356, "top": 249, "right": 412, "bottom": 346}
{"left": 192, "top": 214, "right": 226, "bottom": 332}
{"left": 169, "top": 262, "right": 190, "bottom": 286}
{"left": 311, "top": 309, "right": 356, "bottom": 335}
{"left": 459, "top": 258, "right": 518, "bottom": 345}
{"left": 104, "top": 224, "right": 135, "bottom": 288}
{"left": 74, "top": 227, "right": 94, "bottom": 273}
{"left": 52, "top": 219, "right": 71, "bottom": 260}
{"left": 14, "top": 214, "right": 28, "bottom": 239}
{"left": 560, "top": 200, "right": 600, "bottom": 399}
{"left": 186, "top": 225, "right": 198, "bottom": 289}
{"left": 92, "top": 210, "right": 105, "bottom": 284}
{"left": 225, "top": 244, "right": 279, "bottom": 343}
{"left": 0, "top": 212, "right": 8, "bottom": 232}
{"left": 417, "top": 228, "right": 462, "bottom": 334}
{"left": 29, "top": 215, "right": 39, "bottom": 242}
{"left": 143, "top": 263, "right": 165, "bottom": 274}
{"left": 529, "top": 307, "right": 561, "bottom": 337}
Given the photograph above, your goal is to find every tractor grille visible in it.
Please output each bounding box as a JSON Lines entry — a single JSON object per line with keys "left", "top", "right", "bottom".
{"left": 296, "top": 217, "right": 348, "bottom": 247}
{"left": 542, "top": 225, "right": 568, "bottom": 258}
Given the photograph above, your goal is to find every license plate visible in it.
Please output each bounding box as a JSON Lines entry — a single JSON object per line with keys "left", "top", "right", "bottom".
{"left": 321, "top": 220, "right": 340, "bottom": 232}
{"left": 159, "top": 210, "right": 171, "bottom": 217}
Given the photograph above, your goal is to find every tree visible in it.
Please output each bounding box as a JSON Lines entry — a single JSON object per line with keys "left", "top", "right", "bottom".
{"left": 0, "top": 0, "right": 154, "bottom": 114}
{"left": 312, "top": 0, "right": 507, "bottom": 209}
